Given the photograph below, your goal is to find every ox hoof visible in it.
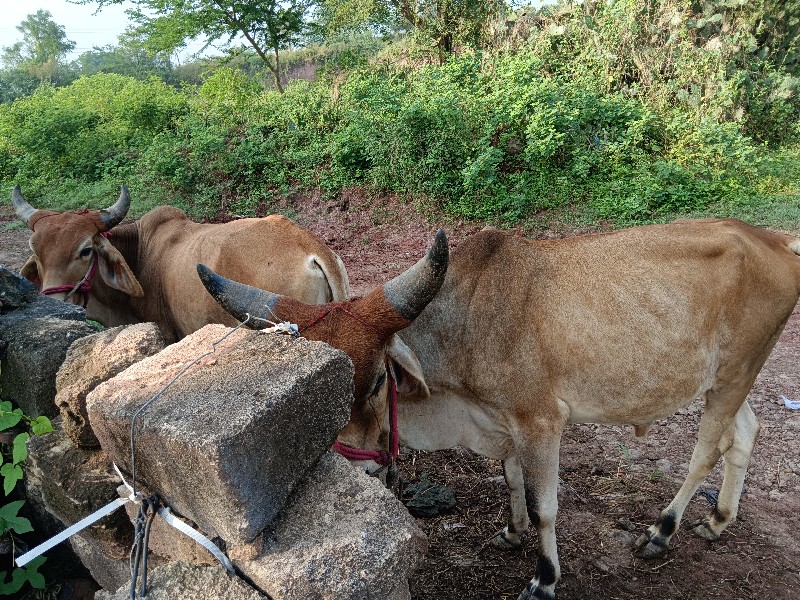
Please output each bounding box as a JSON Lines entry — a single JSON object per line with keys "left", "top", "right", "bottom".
{"left": 633, "top": 531, "right": 670, "bottom": 559}
{"left": 491, "top": 527, "right": 523, "bottom": 550}
{"left": 690, "top": 518, "right": 721, "bottom": 541}
{"left": 517, "top": 581, "right": 556, "bottom": 600}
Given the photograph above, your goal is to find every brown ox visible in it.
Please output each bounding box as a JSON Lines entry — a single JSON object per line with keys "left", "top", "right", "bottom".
{"left": 12, "top": 185, "right": 350, "bottom": 343}
{"left": 198, "top": 219, "right": 800, "bottom": 600}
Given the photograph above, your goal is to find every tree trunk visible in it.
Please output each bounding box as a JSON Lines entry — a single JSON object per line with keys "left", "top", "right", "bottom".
{"left": 272, "top": 46, "right": 284, "bottom": 93}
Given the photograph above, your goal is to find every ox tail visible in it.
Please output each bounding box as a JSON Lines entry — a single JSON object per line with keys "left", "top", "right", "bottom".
{"left": 308, "top": 254, "right": 351, "bottom": 302}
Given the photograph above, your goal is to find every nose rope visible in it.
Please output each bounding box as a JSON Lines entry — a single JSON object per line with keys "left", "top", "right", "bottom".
{"left": 331, "top": 367, "right": 399, "bottom": 467}
{"left": 40, "top": 255, "right": 98, "bottom": 308}
{"left": 300, "top": 302, "right": 400, "bottom": 466}
{"left": 38, "top": 231, "right": 111, "bottom": 308}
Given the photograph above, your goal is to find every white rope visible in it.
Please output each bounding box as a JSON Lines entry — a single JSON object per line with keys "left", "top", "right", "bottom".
{"left": 158, "top": 507, "right": 234, "bottom": 573}
{"left": 115, "top": 463, "right": 235, "bottom": 573}
{"left": 16, "top": 496, "right": 132, "bottom": 568}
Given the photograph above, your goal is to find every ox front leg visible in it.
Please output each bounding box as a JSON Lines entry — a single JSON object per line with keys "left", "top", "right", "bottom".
{"left": 492, "top": 455, "right": 530, "bottom": 549}
{"left": 691, "top": 401, "right": 759, "bottom": 541}
{"left": 514, "top": 422, "right": 566, "bottom": 600}
{"left": 634, "top": 388, "right": 748, "bottom": 558}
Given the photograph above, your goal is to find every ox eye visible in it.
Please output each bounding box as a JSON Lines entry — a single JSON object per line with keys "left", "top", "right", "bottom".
{"left": 372, "top": 372, "right": 387, "bottom": 395}
{"left": 79, "top": 247, "right": 92, "bottom": 258}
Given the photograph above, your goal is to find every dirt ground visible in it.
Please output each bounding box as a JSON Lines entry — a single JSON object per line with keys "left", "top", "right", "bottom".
{"left": 2, "top": 192, "right": 799, "bottom": 600}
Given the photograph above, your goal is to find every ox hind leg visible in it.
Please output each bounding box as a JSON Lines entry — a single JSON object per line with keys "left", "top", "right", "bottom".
{"left": 491, "top": 455, "right": 530, "bottom": 549}
{"left": 691, "top": 401, "right": 759, "bottom": 540}
{"left": 634, "top": 388, "right": 755, "bottom": 558}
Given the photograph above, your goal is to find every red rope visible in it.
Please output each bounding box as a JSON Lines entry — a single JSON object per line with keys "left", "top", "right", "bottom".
{"left": 41, "top": 258, "right": 98, "bottom": 308}
{"left": 39, "top": 232, "right": 110, "bottom": 308}
{"left": 332, "top": 371, "right": 399, "bottom": 466}
{"left": 299, "top": 300, "right": 378, "bottom": 335}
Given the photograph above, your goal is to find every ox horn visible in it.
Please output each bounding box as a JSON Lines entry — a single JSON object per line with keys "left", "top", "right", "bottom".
{"left": 197, "top": 228, "right": 449, "bottom": 329}
{"left": 12, "top": 185, "right": 38, "bottom": 228}
{"left": 196, "top": 263, "right": 281, "bottom": 328}
{"left": 383, "top": 228, "right": 448, "bottom": 320}
{"left": 98, "top": 185, "right": 131, "bottom": 230}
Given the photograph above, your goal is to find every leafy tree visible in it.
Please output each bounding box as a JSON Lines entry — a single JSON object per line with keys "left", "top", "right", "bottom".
{"left": 81, "top": 1, "right": 316, "bottom": 92}
{"left": 315, "top": 0, "right": 505, "bottom": 60}
{"left": 77, "top": 31, "right": 176, "bottom": 82}
{"left": 0, "top": 70, "right": 39, "bottom": 104}
{"left": 1, "top": 10, "right": 77, "bottom": 86}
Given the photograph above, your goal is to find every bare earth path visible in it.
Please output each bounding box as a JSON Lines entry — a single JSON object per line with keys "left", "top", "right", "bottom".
{"left": 2, "top": 195, "right": 799, "bottom": 600}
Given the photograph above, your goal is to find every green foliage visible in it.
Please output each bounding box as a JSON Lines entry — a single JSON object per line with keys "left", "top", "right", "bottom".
{"left": 1, "top": 10, "right": 75, "bottom": 69}
{"left": 0, "top": 69, "right": 39, "bottom": 104}
{"left": 1, "top": 2, "right": 799, "bottom": 228}
{"left": 317, "top": 0, "right": 504, "bottom": 58}
{"left": 0, "top": 402, "right": 54, "bottom": 496}
{"left": 0, "top": 10, "right": 78, "bottom": 101}
{"left": 0, "top": 555, "right": 45, "bottom": 595}
{"left": 517, "top": 0, "right": 800, "bottom": 146}
{"left": 0, "top": 501, "right": 33, "bottom": 537}
{"left": 0, "top": 73, "right": 188, "bottom": 199}
{"left": 0, "top": 402, "right": 54, "bottom": 596}
{"left": 76, "top": 35, "right": 176, "bottom": 84}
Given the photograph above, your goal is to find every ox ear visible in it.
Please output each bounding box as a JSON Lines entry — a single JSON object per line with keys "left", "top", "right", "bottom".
{"left": 20, "top": 255, "right": 41, "bottom": 288}
{"left": 93, "top": 235, "right": 144, "bottom": 297}
{"left": 387, "top": 335, "right": 430, "bottom": 400}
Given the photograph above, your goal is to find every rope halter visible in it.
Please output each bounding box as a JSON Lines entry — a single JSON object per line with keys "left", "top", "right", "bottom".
{"left": 40, "top": 254, "right": 98, "bottom": 308}
{"left": 299, "top": 302, "right": 401, "bottom": 467}
{"left": 38, "top": 231, "right": 111, "bottom": 308}
{"left": 332, "top": 367, "right": 400, "bottom": 467}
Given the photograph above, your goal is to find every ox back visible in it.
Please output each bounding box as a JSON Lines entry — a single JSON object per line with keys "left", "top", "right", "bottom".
{"left": 20, "top": 202, "right": 350, "bottom": 344}
{"left": 392, "top": 218, "right": 800, "bottom": 599}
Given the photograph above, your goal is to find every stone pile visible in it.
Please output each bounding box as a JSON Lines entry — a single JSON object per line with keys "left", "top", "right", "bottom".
{"left": 1, "top": 266, "right": 427, "bottom": 599}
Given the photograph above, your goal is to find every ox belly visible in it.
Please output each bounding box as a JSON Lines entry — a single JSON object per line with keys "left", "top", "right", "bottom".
{"left": 395, "top": 391, "right": 516, "bottom": 460}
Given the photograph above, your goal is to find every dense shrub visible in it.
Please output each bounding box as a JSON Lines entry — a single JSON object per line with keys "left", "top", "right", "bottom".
{"left": 1, "top": 2, "right": 798, "bottom": 227}
{"left": 0, "top": 73, "right": 187, "bottom": 207}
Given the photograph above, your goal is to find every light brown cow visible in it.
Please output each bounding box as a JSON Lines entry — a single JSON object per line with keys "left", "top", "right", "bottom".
{"left": 12, "top": 185, "right": 350, "bottom": 343}
{"left": 199, "top": 219, "right": 800, "bottom": 600}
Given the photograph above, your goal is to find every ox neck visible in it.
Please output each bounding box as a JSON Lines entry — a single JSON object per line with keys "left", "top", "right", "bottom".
{"left": 83, "top": 223, "right": 141, "bottom": 327}
{"left": 108, "top": 222, "right": 140, "bottom": 272}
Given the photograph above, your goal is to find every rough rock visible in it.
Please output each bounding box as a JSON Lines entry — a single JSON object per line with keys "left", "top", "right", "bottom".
{"left": 87, "top": 325, "right": 354, "bottom": 544}
{"left": 25, "top": 422, "right": 133, "bottom": 558}
{"left": 0, "top": 265, "right": 86, "bottom": 326}
{"left": 56, "top": 323, "right": 166, "bottom": 447}
{"left": 69, "top": 533, "right": 150, "bottom": 593}
{"left": 0, "top": 264, "right": 38, "bottom": 308}
{"left": 239, "top": 452, "right": 428, "bottom": 600}
{"left": 121, "top": 497, "right": 217, "bottom": 567}
{"left": 96, "top": 561, "right": 268, "bottom": 600}
{"left": 0, "top": 317, "right": 97, "bottom": 417}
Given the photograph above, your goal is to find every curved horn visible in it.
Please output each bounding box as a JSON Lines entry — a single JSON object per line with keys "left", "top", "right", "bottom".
{"left": 383, "top": 228, "right": 448, "bottom": 320}
{"left": 12, "top": 185, "right": 38, "bottom": 228}
{"left": 98, "top": 185, "right": 131, "bottom": 230}
{"left": 197, "top": 264, "right": 281, "bottom": 329}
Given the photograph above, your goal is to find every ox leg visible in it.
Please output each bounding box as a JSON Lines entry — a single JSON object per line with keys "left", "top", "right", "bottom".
{"left": 634, "top": 389, "right": 744, "bottom": 558}
{"left": 515, "top": 427, "right": 565, "bottom": 600}
{"left": 492, "top": 455, "right": 530, "bottom": 549}
{"left": 691, "top": 401, "right": 759, "bottom": 541}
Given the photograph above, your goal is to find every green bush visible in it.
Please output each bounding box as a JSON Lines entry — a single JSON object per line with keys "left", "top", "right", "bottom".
{"left": 0, "top": 5, "right": 798, "bottom": 228}
{"left": 0, "top": 74, "right": 187, "bottom": 199}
